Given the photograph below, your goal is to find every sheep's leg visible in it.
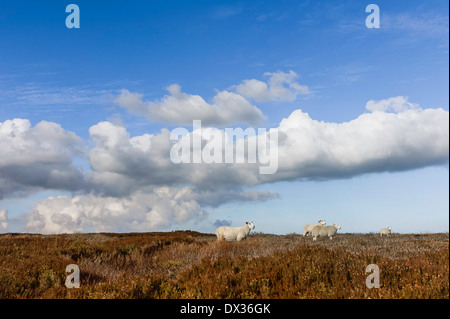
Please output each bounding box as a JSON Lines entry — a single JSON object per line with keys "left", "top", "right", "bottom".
{"left": 313, "top": 236, "right": 317, "bottom": 241}
{"left": 329, "top": 236, "right": 332, "bottom": 240}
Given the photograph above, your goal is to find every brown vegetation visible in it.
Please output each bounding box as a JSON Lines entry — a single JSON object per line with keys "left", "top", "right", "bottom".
{"left": 0, "top": 231, "right": 448, "bottom": 299}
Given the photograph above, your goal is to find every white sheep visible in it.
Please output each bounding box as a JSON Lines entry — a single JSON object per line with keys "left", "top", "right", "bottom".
{"left": 380, "top": 227, "right": 392, "bottom": 237}
{"left": 311, "top": 223, "right": 341, "bottom": 241}
{"left": 303, "top": 220, "right": 326, "bottom": 236}
{"left": 216, "top": 221, "right": 255, "bottom": 242}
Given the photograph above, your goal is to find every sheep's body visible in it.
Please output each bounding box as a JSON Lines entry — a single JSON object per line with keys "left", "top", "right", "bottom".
{"left": 380, "top": 227, "right": 392, "bottom": 237}
{"left": 216, "top": 221, "right": 255, "bottom": 242}
{"left": 303, "top": 220, "right": 326, "bottom": 236}
{"left": 312, "top": 224, "right": 341, "bottom": 241}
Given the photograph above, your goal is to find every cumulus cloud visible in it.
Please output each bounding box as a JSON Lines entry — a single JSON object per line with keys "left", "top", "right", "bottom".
{"left": 25, "top": 187, "right": 204, "bottom": 234}
{"left": 87, "top": 121, "right": 187, "bottom": 196}
{"left": 2, "top": 96, "right": 448, "bottom": 234}
{"left": 234, "top": 70, "right": 311, "bottom": 102}
{"left": 365, "top": 96, "right": 420, "bottom": 113}
{"left": 268, "top": 106, "right": 449, "bottom": 182}
{"left": 114, "top": 71, "right": 310, "bottom": 125}
{"left": 0, "top": 118, "right": 86, "bottom": 199}
{"left": 88, "top": 98, "right": 449, "bottom": 191}
{"left": 115, "top": 84, "right": 265, "bottom": 126}
{"left": 86, "top": 121, "right": 275, "bottom": 195}
{"left": 25, "top": 186, "right": 277, "bottom": 234}
{"left": 0, "top": 208, "right": 8, "bottom": 232}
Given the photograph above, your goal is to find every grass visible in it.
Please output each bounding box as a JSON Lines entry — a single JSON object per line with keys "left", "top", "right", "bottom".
{"left": 0, "top": 231, "right": 448, "bottom": 299}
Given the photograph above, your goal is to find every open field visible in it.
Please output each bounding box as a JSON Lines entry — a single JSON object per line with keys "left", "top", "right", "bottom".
{"left": 0, "top": 231, "right": 448, "bottom": 299}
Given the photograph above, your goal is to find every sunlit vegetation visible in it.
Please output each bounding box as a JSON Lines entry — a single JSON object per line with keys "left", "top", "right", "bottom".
{"left": 0, "top": 231, "right": 448, "bottom": 298}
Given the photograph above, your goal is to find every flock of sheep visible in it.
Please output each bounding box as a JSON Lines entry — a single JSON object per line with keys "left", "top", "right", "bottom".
{"left": 215, "top": 220, "right": 392, "bottom": 242}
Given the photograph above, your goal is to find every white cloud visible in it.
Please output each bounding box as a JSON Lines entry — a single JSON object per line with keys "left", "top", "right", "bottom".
{"left": 86, "top": 121, "right": 270, "bottom": 195}
{"left": 25, "top": 187, "right": 200, "bottom": 234}
{"left": 25, "top": 186, "right": 277, "bottom": 234}
{"left": 114, "top": 71, "right": 311, "bottom": 126}
{"left": 115, "top": 84, "right": 265, "bottom": 126}
{"left": 268, "top": 106, "right": 449, "bottom": 182}
{"left": 365, "top": 96, "right": 420, "bottom": 113}
{"left": 235, "top": 70, "right": 310, "bottom": 102}
{"left": 90, "top": 98, "right": 449, "bottom": 191}
{"left": 3, "top": 96, "right": 448, "bottom": 233}
{"left": 87, "top": 121, "right": 186, "bottom": 196}
{"left": 0, "top": 208, "right": 8, "bottom": 232}
{"left": 0, "top": 118, "right": 86, "bottom": 199}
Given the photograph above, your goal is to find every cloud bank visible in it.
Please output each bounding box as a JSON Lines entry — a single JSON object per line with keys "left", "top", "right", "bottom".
{"left": 1, "top": 92, "right": 448, "bottom": 233}
{"left": 88, "top": 96, "right": 449, "bottom": 191}
{"left": 25, "top": 187, "right": 278, "bottom": 234}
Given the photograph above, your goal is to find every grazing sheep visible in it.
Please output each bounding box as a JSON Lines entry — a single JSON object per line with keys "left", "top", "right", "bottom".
{"left": 216, "top": 221, "right": 255, "bottom": 242}
{"left": 380, "top": 227, "right": 392, "bottom": 237}
{"left": 312, "top": 224, "right": 341, "bottom": 241}
{"left": 303, "top": 220, "right": 326, "bottom": 236}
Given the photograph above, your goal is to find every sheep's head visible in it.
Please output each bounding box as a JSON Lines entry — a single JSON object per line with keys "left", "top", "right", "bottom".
{"left": 318, "top": 220, "right": 326, "bottom": 225}
{"left": 333, "top": 224, "right": 341, "bottom": 230}
{"left": 387, "top": 227, "right": 392, "bottom": 230}
{"left": 246, "top": 221, "right": 255, "bottom": 230}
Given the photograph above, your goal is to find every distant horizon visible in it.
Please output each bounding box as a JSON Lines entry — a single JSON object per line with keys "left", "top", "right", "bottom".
{"left": 2, "top": 229, "right": 448, "bottom": 236}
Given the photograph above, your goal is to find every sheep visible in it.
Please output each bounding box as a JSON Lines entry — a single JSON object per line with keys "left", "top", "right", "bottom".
{"left": 216, "top": 221, "right": 255, "bottom": 242}
{"left": 303, "top": 220, "right": 326, "bottom": 236}
{"left": 311, "top": 223, "right": 341, "bottom": 241}
{"left": 380, "top": 227, "right": 392, "bottom": 237}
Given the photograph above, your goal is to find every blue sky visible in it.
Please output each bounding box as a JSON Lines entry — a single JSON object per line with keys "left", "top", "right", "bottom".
{"left": 0, "top": 0, "right": 448, "bottom": 234}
